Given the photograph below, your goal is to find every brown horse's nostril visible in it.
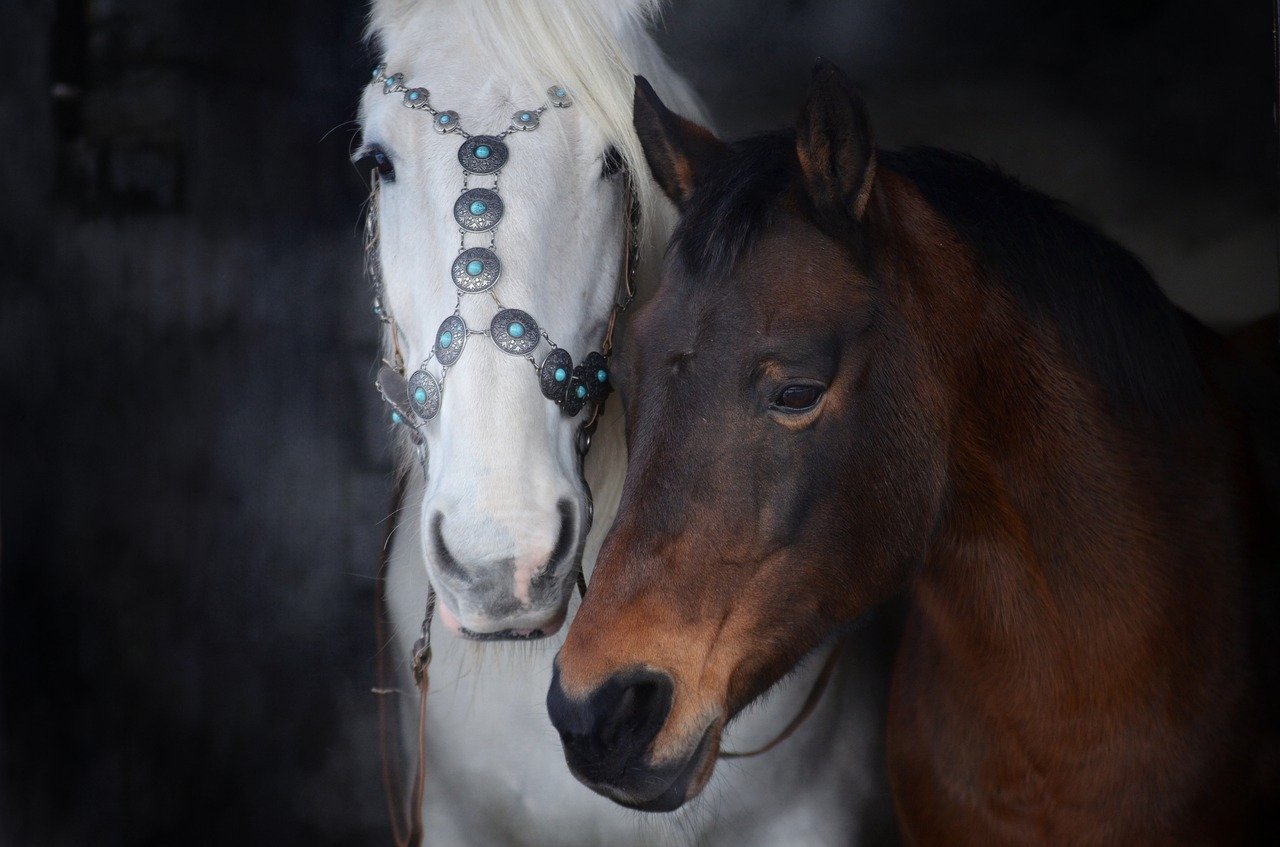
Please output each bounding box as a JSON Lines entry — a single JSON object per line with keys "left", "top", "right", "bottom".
{"left": 546, "top": 664, "right": 673, "bottom": 786}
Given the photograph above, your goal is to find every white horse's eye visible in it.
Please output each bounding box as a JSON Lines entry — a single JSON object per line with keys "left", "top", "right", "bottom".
{"left": 601, "top": 147, "right": 623, "bottom": 179}
{"left": 353, "top": 143, "right": 396, "bottom": 182}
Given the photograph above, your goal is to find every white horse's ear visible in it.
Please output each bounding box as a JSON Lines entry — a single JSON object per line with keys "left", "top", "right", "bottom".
{"left": 795, "top": 59, "right": 877, "bottom": 221}
{"left": 632, "top": 75, "right": 727, "bottom": 208}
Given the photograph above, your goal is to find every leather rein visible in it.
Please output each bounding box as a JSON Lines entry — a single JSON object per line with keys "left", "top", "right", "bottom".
{"left": 371, "top": 178, "right": 842, "bottom": 847}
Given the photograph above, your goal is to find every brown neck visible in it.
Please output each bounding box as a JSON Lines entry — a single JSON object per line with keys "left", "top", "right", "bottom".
{"left": 875, "top": 167, "right": 1244, "bottom": 685}
{"left": 863, "top": 164, "right": 1260, "bottom": 846}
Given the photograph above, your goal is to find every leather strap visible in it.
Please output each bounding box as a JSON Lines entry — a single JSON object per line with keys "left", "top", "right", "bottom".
{"left": 374, "top": 475, "right": 427, "bottom": 847}
{"left": 719, "top": 640, "right": 844, "bottom": 759}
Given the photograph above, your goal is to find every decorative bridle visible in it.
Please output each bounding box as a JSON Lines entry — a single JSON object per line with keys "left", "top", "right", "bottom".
{"left": 365, "top": 64, "right": 637, "bottom": 460}
{"left": 363, "top": 64, "right": 836, "bottom": 847}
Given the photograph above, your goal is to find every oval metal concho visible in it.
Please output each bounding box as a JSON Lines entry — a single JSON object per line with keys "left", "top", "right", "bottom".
{"left": 458, "top": 135, "right": 508, "bottom": 174}
{"left": 454, "top": 188, "right": 503, "bottom": 232}
{"left": 407, "top": 369, "right": 442, "bottom": 420}
{"left": 539, "top": 348, "right": 573, "bottom": 401}
{"left": 490, "top": 309, "right": 540, "bottom": 356}
{"left": 450, "top": 247, "right": 501, "bottom": 293}
{"left": 435, "top": 314, "right": 466, "bottom": 366}
{"left": 580, "top": 351, "right": 611, "bottom": 401}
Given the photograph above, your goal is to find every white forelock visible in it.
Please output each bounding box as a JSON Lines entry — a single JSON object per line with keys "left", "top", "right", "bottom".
{"left": 366, "top": 0, "right": 707, "bottom": 247}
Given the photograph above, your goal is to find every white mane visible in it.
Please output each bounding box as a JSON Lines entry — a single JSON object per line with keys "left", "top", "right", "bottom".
{"left": 367, "top": 0, "right": 705, "bottom": 247}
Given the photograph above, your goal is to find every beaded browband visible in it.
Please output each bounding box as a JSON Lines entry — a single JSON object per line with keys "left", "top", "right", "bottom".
{"left": 365, "top": 64, "right": 639, "bottom": 448}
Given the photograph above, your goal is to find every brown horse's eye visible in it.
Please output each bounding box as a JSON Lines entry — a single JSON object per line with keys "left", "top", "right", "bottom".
{"left": 774, "top": 383, "right": 824, "bottom": 412}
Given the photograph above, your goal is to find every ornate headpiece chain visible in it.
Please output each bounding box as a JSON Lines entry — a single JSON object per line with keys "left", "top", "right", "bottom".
{"left": 365, "top": 64, "right": 638, "bottom": 452}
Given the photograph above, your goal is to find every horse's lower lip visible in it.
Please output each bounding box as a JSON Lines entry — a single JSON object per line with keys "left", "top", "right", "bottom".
{"left": 458, "top": 624, "right": 551, "bottom": 641}
{"left": 438, "top": 598, "right": 565, "bottom": 641}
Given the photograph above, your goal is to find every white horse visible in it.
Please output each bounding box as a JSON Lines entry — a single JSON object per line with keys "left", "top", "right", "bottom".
{"left": 357, "top": 1, "right": 893, "bottom": 844}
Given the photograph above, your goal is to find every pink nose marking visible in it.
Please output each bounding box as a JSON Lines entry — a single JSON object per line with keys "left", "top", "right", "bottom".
{"left": 512, "top": 550, "right": 551, "bottom": 606}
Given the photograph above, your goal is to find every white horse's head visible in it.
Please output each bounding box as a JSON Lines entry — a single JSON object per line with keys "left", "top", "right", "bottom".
{"left": 357, "top": 0, "right": 696, "bottom": 639}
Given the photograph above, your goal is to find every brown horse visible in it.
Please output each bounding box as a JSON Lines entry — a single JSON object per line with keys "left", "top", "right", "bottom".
{"left": 546, "top": 60, "right": 1280, "bottom": 844}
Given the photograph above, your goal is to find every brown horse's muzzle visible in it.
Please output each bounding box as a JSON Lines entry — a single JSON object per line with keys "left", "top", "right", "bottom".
{"left": 546, "top": 662, "right": 721, "bottom": 811}
{"left": 546, "top": 512, "right": 752, "bottom": 810}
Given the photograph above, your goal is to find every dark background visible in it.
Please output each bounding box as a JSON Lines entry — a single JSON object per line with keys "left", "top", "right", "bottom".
{"left": 1, "top": 1, "right": 1275, "bottom": 844}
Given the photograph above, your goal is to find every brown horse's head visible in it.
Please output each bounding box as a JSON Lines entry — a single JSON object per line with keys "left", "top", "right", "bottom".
{"left": 546, "top": 61, "right": 952, "bottom": 810}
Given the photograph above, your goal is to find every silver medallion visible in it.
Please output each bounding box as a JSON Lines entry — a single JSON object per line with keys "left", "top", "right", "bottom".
{"left": 371, "top": 64, "right": 386, "bottom": 83}
{"left": 454, "top": 188, "right": 503, "bottom": 231}
{"left": 402, "top": 87, "right": 430, "bottom": 109}
{"left": 511, "top": 109, "right": 540, "bottom": 131}
{"left": 458, "top": 136, "right": 509, "bottom": 174}
{"left": 382, "top": 73, "right": 406, "bottom": 94}
{"left": 407, "top": 369, "right": 442, "bottom": 420}
{"left": 435, "top": 315, "right": 467, "bottom": 366}
{"left": 490, "top": 309, "right": 540, "bottom": 356}
{"left": 547, "top": 85, "right": 573, "bottom": 108}
{"left": 433, "top": 110, "right": 460, "bottom": 133}
{"left": 539, "top": 348, "right": 573, "bottom": 401}
{"left": 451, "top": 247, "right": 501, "bottom": 292}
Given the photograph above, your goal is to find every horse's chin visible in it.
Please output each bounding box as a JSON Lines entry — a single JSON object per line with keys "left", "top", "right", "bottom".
{"left": 585, "top": 719, "right": 723, "bottom": 813}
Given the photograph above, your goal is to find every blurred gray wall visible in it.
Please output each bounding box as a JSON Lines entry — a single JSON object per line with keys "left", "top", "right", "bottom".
{"left": 1, "top": 1, "right": 1275, "bottom": 845}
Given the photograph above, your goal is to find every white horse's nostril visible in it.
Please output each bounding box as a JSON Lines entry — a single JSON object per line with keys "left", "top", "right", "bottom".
{"left": 427, "top": 499, "right": 578, "bottom": 623}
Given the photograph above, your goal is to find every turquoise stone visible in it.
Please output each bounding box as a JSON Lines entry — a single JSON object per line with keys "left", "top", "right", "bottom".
{"left": 556, "top": 88, "right": 566, "bottom": 97}
{"left": 520, "top": 112, "right": 531, "bottom": 122}
{"left": 474, "top": 145, "right": 491, "bottom": 159}
{"left": 372, "top": 67, "right": 381, "bottom": 78}
{"left": 414, "top": 387, "right": 427, "bottom": 404}
{"left": 439, "top": 331, "right": 453, "bottom": 348}
{"left": 554, "top": 367, "right": 567, "bottom": 382}
{"left": 390, "top": 410, "right": 403, "bottom": 424}
{"left": 470, "top": 200, "right": 487, "bottom": 215}
{"left": 408, "top": 90, "right": 420, "bottom": 100}
{"left": 466, "top": 260, "right": 483, "bottom": 276}
{"left": 508, "top": 322, "right": 525, "bottom": 338}
{"left": 439, "top": 114, "right": 450, "bottom": 123}
{"left": 576, "top": 385, "right": 587, "bottom": 399}
{"left": 597, "top": 369, "right": 607, "bottom": 383}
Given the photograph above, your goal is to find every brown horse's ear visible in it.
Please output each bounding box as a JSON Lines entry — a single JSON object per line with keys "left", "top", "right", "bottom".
{"left": 633, "top": 75, "right": 727, "bottom": 208}
{"left": 795, "top": 59, "right": 876, "bottom": 220}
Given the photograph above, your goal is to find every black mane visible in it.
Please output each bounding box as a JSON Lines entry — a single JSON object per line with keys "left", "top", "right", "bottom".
{"left": 672, "top": 136, "right": 1204, "bottom": 421}
{"left": 882, "top": 148, "right": 1203, "bottom": 421}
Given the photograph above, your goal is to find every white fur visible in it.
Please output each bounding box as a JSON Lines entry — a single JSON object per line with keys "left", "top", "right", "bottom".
{"left": 362, "top": 2, "right": 887, "bottom": 843}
